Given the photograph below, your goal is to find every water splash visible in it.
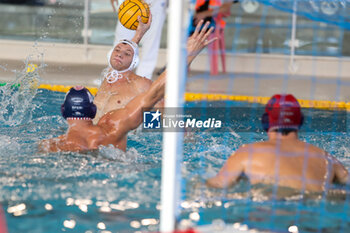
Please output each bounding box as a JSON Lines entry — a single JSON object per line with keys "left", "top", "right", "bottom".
{"left": 0, "top": 59, "right": 44, "bottom": 126}
{"left": 0, "top": 135, "right": 20, "bottom": 155}
{"left": 98, "top": 145, "right": 139, "bottom": 162}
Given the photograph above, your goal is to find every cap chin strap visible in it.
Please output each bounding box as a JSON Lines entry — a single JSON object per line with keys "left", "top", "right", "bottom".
{"left": 106, "top": 70, "right": 124, "bottom": 84}
{"left": 106, "top": 39, "right": 139, "bottom": 84}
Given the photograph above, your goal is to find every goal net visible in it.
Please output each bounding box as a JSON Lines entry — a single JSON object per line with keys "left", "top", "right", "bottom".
{"left": 169, "top": 1, "right": 350, "bottom": 232}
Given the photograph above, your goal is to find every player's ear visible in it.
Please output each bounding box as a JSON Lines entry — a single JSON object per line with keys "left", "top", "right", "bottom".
{"left": 133, "top": 55, "right": 139, "bottom": 69}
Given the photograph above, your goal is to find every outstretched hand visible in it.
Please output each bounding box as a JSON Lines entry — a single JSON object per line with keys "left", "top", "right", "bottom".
{"left": 187, "top": 20, "right": 217, "bottom": 65}
{"left": 132, "top": 14, "right": 152, "bottom": 44}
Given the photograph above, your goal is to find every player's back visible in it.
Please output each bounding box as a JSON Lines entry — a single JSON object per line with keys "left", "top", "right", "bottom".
{"left": 241, "top": 139, "right": 330, "bottom": 192}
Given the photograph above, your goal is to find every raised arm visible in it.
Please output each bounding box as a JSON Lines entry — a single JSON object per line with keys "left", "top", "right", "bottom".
{"left": 187, "top": 20, "right": 217, "bottom": 65}
{"left": 131, "top": 15, "right": 152, "bottom": 44}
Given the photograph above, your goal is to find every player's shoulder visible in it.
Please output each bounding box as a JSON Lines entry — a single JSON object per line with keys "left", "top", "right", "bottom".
{"left": 234, "top": 141, "right": 274, "bottom": 156}
{"left": 240, "top": 141, "right": 271, "bottom": 150}
{"left": 133, "top": 74, "right": 152, "bottom": 83}
{"left": 233, "top": 143, "right": 258, "bottom": 154}
{"left": 302, "top": 141, "right": 327, "bottom": 155}
{"left": 131, "top": 74, "right": 152, "bottom": 89}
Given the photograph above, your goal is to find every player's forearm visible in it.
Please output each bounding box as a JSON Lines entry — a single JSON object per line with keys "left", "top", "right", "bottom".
{"left": 206, "top": 176, "right": 227, "bottom": 189}
{"left": 38, "top": 139, "right": 58, "bottom": 153}
{"left": 131, "top": 31, "right": 144, "bottom": 44}
{"left": 154, "top": 99, "right": 164, "bottom": 109}
{"left": 123, "top": 71, "right": 166, "bottom": 131}
{"left": 187, "top": 55, "right": 196, "bottom": 67}
{"left": 144, "top": 71, "right": 166, "bottom": 108}
{"left": 131, "top": 15, "right": 152, "bottom": 44}
{"left": 186, "top": 48, "right": 198, "bottom": 66}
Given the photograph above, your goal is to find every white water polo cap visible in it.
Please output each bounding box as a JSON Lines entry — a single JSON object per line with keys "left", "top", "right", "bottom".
{"left": 106, "top": 39, "right": 139, "bottom": 83}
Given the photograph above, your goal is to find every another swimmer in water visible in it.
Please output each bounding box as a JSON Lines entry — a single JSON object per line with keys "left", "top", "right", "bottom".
{"left": 39, "top": 20, "right": 217, "bottom": 153}
{"left": 206, "top": 94, "right": 348, "bottom": 193}
{"left": 93, "top": 14, "right": 162, "bottom": 124}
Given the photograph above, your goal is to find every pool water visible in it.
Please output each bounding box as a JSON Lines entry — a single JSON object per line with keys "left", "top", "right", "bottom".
{"left": 0, "top": 86, "right": 350, "bottom": 232}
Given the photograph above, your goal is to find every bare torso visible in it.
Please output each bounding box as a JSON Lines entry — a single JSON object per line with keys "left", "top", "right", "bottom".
{"left": 207, "top": 133, "right": 348, "bottom": 192}
{"left": 93, "top": 72, "right": 152, "bottom": 123}
{"left": 241, "top": 139, "right": 331, "bottom": 192}
{"left": 40, "top": 74, "right": 156, "bottom": 153}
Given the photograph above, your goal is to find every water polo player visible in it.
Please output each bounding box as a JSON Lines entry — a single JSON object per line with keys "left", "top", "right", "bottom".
{"left": 206, "top": 94, "right": 348, "bottom": 193}
{"left": 39, "top": 20, "right": 216, "bottom": 153}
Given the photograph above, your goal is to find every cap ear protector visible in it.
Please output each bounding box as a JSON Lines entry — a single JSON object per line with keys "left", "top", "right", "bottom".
{"left": 61, "top": 87, "right": 97, "bottom": 120}
{"left": 261, "top": 112, "right": 304, "bottom": 132}
{"left": 131, "top": 53, "right": 139, "bottom": 70}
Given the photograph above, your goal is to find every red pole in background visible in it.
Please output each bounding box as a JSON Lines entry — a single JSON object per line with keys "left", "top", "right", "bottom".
{"left": 0, "top": 205, "right": 8, "bottom": 233}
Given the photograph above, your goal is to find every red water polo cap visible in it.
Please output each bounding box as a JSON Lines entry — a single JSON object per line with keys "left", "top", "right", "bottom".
{"left": 265, "top": 94, "right": 303, "bottom": 131}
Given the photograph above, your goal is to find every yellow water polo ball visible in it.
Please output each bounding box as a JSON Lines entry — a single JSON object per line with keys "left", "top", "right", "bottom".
{"left": 118, "top": 0, "right": 150, "bottom": 30}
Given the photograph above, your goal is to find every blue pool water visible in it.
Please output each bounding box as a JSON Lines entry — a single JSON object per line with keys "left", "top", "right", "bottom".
{"left": 1, "top": 86, "right": 350, "bottom": 232}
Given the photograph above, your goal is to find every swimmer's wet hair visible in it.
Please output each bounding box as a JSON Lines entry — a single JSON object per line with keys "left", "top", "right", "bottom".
{"left": 272, "top": 128, "right": 298, "bottom": 135}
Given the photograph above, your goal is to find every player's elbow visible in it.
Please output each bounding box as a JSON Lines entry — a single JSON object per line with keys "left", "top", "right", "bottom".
{"left": 333, "top": 163, "right": 349, "bottom": 185}
{"left": 144, "top": 91, "right": 162, "bottom": 109}
{"left": 335, "top": 171, "right": 349, "bottom": 184}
